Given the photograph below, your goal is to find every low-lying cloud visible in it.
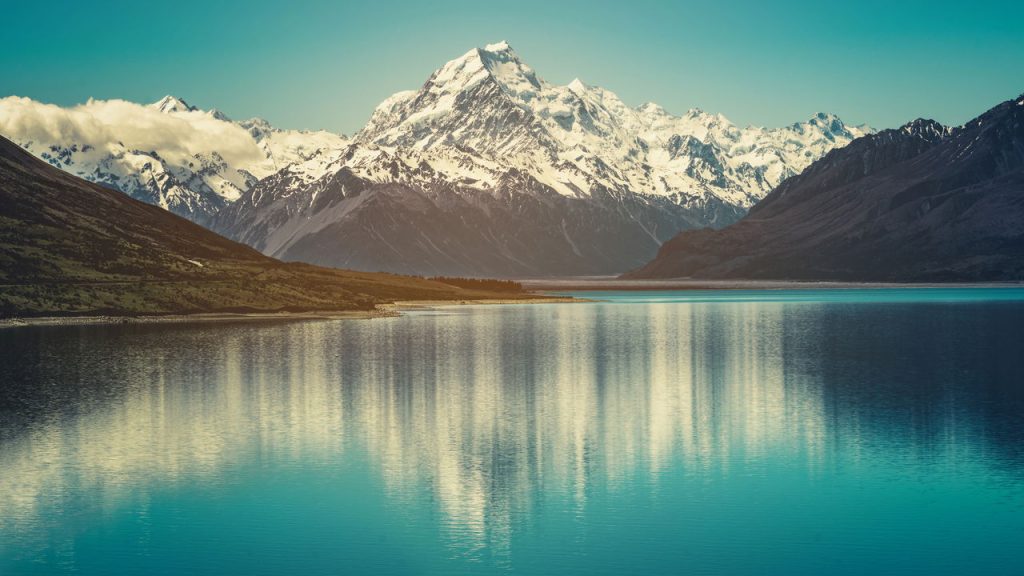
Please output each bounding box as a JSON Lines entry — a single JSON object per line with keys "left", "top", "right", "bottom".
{"left": 0, "top": 96, "right": 266, "bottom": 169}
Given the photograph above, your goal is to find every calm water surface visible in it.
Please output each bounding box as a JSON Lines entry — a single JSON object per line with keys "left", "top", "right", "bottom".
{"left": 1, "top": 289, "right": 1023, "bottom": 575}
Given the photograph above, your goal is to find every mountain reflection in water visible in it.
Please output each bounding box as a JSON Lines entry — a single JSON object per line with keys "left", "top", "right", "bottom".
{"left": 2, "top": 292, "right": 1023, "bottom": 575}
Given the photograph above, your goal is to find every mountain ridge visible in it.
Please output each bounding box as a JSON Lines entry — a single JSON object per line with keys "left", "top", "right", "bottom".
{"left": 625, "top": 93, "right": 1024, "bottom": 281}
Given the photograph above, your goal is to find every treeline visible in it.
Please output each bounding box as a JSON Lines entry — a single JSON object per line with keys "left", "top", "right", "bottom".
{"left": 430, "top": 277, "right": 524, "bottom": 293}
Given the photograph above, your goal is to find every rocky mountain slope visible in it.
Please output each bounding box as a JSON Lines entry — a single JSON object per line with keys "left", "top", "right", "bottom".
{"left": 214, "top": 143, "right": 710, "bottom": 276}
{"left": 0, "top": 135, "right": 536, "bottom": 317}
{"left": 0, "top": 95, "right": 347, "bottom": 225}
{"left": 625, "top": 93, "right": 1024, "bottom": 281}
{"left": 214, "top": 42, "right": 869, "bottom": 276}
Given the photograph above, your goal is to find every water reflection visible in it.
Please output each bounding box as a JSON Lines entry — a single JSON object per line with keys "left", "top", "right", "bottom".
{"left": 1, "top": 296, "right": 1023, "bottom": 566}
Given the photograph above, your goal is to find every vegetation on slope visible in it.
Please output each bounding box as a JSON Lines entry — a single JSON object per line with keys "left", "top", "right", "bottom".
{"left": 0, "top": 136, "right": 540, "bottom": 318}
{"left": 428, "top": 277, "right": 524, "bottom": 293}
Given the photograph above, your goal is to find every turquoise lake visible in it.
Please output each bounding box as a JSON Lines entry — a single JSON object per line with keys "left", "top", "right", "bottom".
{"left": 1, "top": 289, "right": 1023, "bottom": 575}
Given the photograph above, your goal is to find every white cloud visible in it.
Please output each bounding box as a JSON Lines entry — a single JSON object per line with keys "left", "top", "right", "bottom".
{"left": 0, "top": 96, "right": 266, "bottom": 170}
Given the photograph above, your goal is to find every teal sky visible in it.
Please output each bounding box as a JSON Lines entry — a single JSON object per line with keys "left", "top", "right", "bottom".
{"left": 2, "top": 0, "right": 1022, "bottom": 134}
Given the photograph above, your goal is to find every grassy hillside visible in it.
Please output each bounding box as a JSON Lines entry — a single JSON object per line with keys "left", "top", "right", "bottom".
{"left": 0, "top": 136, "right": 540, "bottom": 317}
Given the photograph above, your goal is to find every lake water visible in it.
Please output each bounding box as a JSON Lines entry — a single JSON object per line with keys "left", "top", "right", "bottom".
{"left": 1, "top": 289, "right": 1023, "bottom": 575}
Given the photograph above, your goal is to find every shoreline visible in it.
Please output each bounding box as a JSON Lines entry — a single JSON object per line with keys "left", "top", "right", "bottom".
{"left": 0, "top": 309, "right": 394, "bottom": 329}
{"left": 521, "top": 278, "right": 1024, "bottom": 291}
{"left": 384, "top": 296, "right": 579, "bottom": 310}
{"left": 0, "top": 296, "right": 579, "bottom": 329}
{"left": 7, "top": 280, "right": 1022, "bottom": 328}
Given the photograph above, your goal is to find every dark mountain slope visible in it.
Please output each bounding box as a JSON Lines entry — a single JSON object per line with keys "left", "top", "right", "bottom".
{"left": 625, "top": 94, "right": 1024, "bottom": 281}
{"left": 213, "top": 161, "right": 715, "bottom": 278}
{"left": 0, "top": 136, "right": 533, "bottom": 317}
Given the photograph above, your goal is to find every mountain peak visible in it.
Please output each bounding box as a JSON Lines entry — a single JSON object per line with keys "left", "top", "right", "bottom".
{"left": 808, "top": 111, "right": 843, "bottom": 124}
{"left": 151, "top": 95, "right": 196, "bottom": 114}
{"left": 898, "top": 118, "right": 948, "bottom": 139}
{"left": 208, "top": 108, "right": 231, "bottom": 122}
{"left": 567, "top": 78, "right": 587, "bottom": 92}
{"left": 475, "top": 42, "right": 541, "bottom": 94}
{"left": 426, "top": 41, "right": 542, "bottom": 100}
{"left": 799, "top": 111, "right": 848, "bottom": 134}
{"left": 636, "top": 102, "right": 668, "bottom": 116}
{"left": 482, "top": 40, "right": 513, "bottom": 54}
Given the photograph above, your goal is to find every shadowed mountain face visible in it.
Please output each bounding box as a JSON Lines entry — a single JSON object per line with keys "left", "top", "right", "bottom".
{"left": 212, "top": 156, "right": 720, "bottom": 277}
{"left": 0, "top": 135, "right": 530, "bottom": 317}
{"left": 626, "top": 94, "right": 1024, "bottom": 281}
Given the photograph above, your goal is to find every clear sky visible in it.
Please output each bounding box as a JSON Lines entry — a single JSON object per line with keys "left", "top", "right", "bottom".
{"left": 2, "top": 0, "right": 1022, "bottom": 134}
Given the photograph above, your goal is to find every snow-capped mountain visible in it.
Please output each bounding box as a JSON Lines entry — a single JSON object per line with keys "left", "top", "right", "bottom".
{"left": 0, "top": 95, "right": 347, "bottom": 225}
{"left": 214, "top": 42, "right": 870, "bottom": 276}
{"left": 1, "top": 42, "right": 872, "bottom": 276}
{"left": 359, "top": 41, "right": 871, "bottom": 211}
{"left": 151, "top": 94, "right": 198, "bottom": 115}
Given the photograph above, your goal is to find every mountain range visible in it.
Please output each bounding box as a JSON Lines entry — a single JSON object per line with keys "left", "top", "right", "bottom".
{"left": 626, "top": 94, "right": 1024, "bottom": 281}
{"left": 0, "top": 42, "right": 869, "bottom": 276}
{"left": 0, "top": 95, "right": 346, "bottom": 226}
